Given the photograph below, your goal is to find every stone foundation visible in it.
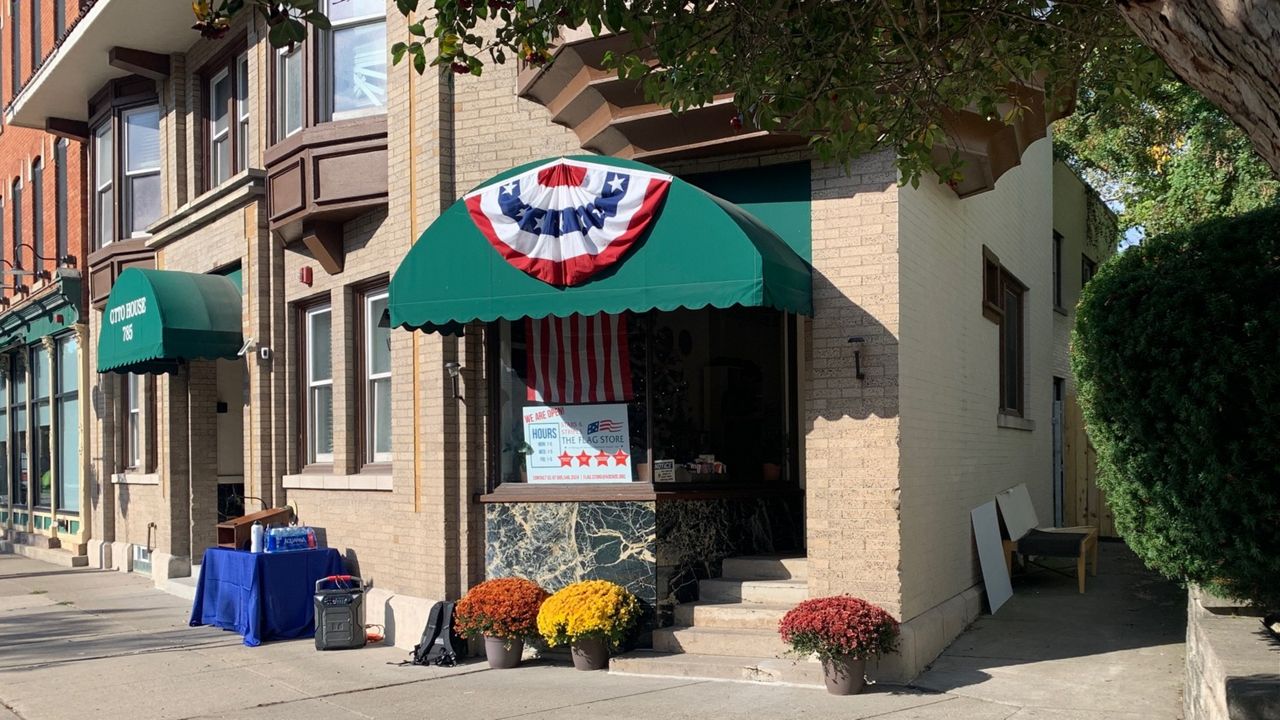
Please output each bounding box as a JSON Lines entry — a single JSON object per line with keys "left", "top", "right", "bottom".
{"left": 1185, "top": 589, "right": 1280, "bottom": 720}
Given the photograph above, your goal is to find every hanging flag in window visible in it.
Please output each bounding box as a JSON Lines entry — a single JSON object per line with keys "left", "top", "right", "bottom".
{"left": 466, "top": 158, "right": 672, "bottom": 287}
{"left": 526, "top": 313, "right": 633, "bottom": 404}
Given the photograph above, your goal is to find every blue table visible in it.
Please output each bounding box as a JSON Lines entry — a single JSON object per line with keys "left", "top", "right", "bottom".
{"left": 189, "top": 547, "right": 344, "bottom": 646}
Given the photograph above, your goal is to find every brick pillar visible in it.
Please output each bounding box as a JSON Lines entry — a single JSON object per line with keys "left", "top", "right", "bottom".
{"left": 186, "top": 360, "right": 219, "bottom": 557}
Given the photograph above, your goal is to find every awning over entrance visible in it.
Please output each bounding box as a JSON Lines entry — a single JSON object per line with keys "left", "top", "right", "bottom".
{"left": 97, "top": 268, "right": 243, "bottom": 374}
{"left": 389, "top": 156, "right": 811, "bottom": 331}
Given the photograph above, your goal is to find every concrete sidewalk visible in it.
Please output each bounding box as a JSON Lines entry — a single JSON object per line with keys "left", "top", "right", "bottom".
{"left": 0, "top": 543, "right": 1185, "bottom": 720}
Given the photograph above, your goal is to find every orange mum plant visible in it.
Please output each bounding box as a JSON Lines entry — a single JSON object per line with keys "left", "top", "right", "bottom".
{"left": 454, "top": 578, "right": 550, "bottom": 649}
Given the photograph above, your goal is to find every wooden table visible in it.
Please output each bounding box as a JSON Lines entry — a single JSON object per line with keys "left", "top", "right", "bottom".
{"left": 1003, "top": 525, "right": 1099, "bottom": 593}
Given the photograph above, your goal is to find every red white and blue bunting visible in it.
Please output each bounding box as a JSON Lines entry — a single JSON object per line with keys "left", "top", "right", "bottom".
{"left": 464, "top": 158, "right": 672, "bottom": 287}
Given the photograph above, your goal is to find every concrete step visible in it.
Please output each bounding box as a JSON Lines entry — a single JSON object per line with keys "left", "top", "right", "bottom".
{"left": 611, "top": 650, "right": 823, "bottom": 687}
{"left": 0, "top": 538, "right": 88, "bottom": 567}
{"left": 721, "top": 556, "right": 808, "bottom": 581}
{"left": 698, "top": 578, "right": 807, "bottom": 605}
{"left": 158, "top": 569, "right": 200, "bottom": 602}
{"left": 652, "top": 626, "right": 789, "bottom": 658}
{"left": 673, "top": 601, "right": 791, "bottom": 631}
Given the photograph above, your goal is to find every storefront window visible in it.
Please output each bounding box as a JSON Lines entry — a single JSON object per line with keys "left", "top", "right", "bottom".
{"left": 362, "top": 290, "right": 391, "bottom": 465}
{"left": 305, "top": 305, "right": 333, "bottom": 465}
{"left": 9, "top": 356, "right": 26, "bottom": 506}
{"left": 0, "top": 371, "right": 7, "bottom": 506}
{"left": 493, "top": 307, "right": 792, "bottom": 487}
{"left": 56, "top": 335, "right": 78, "bottom": 511}
{"left": 31, "top": 347, "right": 51, "bottom": 508}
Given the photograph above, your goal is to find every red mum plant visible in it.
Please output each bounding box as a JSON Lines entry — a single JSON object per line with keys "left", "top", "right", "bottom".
{"left": 454, "top": 578, "right": 550, "bottom": 649}
{"left": 778, "top": 596, "right": 900, "bottom": 662}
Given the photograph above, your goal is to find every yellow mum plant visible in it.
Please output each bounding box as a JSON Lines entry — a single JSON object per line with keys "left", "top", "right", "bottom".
{"left": 536, "top": 579, "right": 640, "bottom": 649}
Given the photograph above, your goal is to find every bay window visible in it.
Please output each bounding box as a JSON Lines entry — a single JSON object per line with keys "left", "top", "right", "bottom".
{"left": 303, "top": 304, "right": 333, "bottom": 465}
{"left": 276, "top": 45, "right": 304, "bottom": 141}
{"left": 236, "top": 53, "right": 250, "bottom": 170}
{"left": 92, "top": 122, "right": 114, "bottom": 246}
{"left": 361, "top": 289, "right": 391, "bottom": 465}
{"left": 325, "top": 0, "right": 387, "bottom": 120}
{"left": 122, "top": 106, "right": 161, "bottom": 237}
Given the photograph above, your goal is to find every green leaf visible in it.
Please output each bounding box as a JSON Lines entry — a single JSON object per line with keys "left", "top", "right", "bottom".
{"left": 413, "top": 47, "right": 427, "bottom": 74}
{"left": 408, "top": 21, "right": 426, "bottom": 37}
{"left": 305, "top": 11, "right": 330, "bottom": 30}
{"left": 392, "top": 42, "right": 409, "bottom": 65}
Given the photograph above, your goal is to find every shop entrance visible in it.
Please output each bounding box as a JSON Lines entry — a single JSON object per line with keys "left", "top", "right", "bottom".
{"left": 215, "top": 358, "right": 246, "bottom": 521}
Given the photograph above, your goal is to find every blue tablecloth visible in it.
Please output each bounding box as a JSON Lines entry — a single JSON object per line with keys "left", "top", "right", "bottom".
{"left": 189, "top": 547, "right": 344, "bottom": 646}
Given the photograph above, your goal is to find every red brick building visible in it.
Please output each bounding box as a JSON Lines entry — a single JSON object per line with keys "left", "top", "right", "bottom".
{"left": 0, "top": 0, "right": 89, "bottom": 554}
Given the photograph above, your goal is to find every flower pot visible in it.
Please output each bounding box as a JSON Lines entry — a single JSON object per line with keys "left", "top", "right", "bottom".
{"left": 821, "top": 655, "right": 867, "bottom": 695}
{"left": 569, "top": 636, "right": 609, "bottom": 671}
{"left": 483, "top": 636, "right": 523, "bottom": 669}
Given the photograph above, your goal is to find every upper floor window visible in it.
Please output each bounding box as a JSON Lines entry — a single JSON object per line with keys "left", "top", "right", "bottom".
{"left": 92, "top": 104, "right": 162, "bottom": 247}
{"left": 325, "top": 0, "right": 387, "bottom": 120}
{"left": 122, "top": 106, "right": 161, "bottom": 237}
{"left": 9, "top": 0, "right": 20, "bottom": 97}
{"left": 31, "top": 157, "right": 43, "bottom": 262}
{"left": 1052, "top": 231, "right": 1064, "bottom": 311}
{"left": 92, "top": 122, "right": 113, "bottom": 246}
{"left": 54, "top": 0, "right": 65, "bottom": 39}
{"left": 30, "top": 0, "right": 40, "bottom": 75}
{"left": 206, "top": 51, "right": 250, "bottom": 188}
{"left": 11, "top": 177, "right": 21, "bottom": 270}
{"left": 275, "top": 45, "right": 303, "bottom": 141}
{"left": 982, "top": 245, "right": 1027, "bottom": 416}
{"left": 1081, "top": 255, "right": 1097, "bottom": 288}
{"left": 54, "top": 140, "right": 67, "bottom": 261}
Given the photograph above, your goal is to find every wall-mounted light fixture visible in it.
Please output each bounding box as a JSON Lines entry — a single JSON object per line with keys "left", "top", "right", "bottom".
{"left": 848, "top": 336, "right": 866, "bottom": 380}
{"left": 445, "top": 361, "right": 463, "bottom": 399}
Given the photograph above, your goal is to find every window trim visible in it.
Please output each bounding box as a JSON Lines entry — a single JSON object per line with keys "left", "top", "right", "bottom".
{"left": 301, "top": 302, "right": 334, "bottom": 467}
{"left": 356, "top": 285, "right": 391, "bottom": 469}
{"left": 981, "top": 245, "right": 1003, "bottom": 323}
{"left": 124, "top": 372, "right": 142, "bottom": 470}
{"left": 91, "top": 120, "right": 114, "bottom": 248}
{"left": 997, "top": 269, "right": 1027, "bottom": 417}
{"left": 274, "top": 44, "right": 305, "bottom": 143}
{"left": 200, "top": 45, "right": 250, "bottom": 192}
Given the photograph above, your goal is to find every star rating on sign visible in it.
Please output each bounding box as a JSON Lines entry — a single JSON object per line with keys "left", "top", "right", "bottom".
{"left": 595, "top": 450, "right": 611, "bottom": 467}
{"left": 576, "top": 451, "right": 593, "bottom": 467}
{"left": 612, "top": 449, "right": 629, "bottom": 466}
{"left": 558, "top": 452, "right": 573, "bottom": 467}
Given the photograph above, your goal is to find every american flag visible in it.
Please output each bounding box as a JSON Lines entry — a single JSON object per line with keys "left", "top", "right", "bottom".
{"left": 586, "top": 419, "right": 622, "bottom": 434}
{"left": 526, "top": 313, "right": 633, "bottom": 404}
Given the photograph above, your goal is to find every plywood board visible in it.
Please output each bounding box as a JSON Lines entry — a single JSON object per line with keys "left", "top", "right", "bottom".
{"left": 996, "top": 484, "right": 1040, "bottom": 541}
{"left": 972, "top": 501, "right": 1014, "bottom": 614}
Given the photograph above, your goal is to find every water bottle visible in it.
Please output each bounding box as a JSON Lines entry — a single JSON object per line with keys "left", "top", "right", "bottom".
{"left": 250, "top": 520, "right": 264, "bottom": 554}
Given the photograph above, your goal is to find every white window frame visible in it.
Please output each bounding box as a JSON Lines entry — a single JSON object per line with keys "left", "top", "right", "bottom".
{"left": 208, "top": 67, "right": 233, "bottom": 187}
{"left": 276, "top": 45, "right": 304, "bottom": 142}
{"left": 323, "top": 0, "right": 387, "bottom": 122}
{"left": 235, "top": 52, "right": 250, "bottom": 170}
{"left": 363, "top": 290, "right": 391, "bottom": 464}
{"left": 121, "top": 105, "right": 161, "bottom": 238}
{"left": 92, "top": 122, "right": 114, "bottom": 247}
{"left": 305, "top": 305, "right": 333, "bottom": 465}
{"left": 126, "top": 373, "right": 141, "bottom": 469}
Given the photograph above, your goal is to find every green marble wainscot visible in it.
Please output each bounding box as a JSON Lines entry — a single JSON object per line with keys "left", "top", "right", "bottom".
{"left": 485, "top": 500, "right": 658, "bottom": 633}
{"left": 653, "top": 495, "right": 805, "bottom": 625}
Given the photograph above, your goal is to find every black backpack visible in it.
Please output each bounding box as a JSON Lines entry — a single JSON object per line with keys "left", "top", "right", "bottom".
{"left": 409, "top": 601, "right": 465, "bottom": 667}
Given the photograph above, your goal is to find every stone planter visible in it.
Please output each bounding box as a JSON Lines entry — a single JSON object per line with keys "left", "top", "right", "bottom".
{"left": 821, "top": 655, "right": 867, "bottom": 695}
{"left": 483, "top": 636, "right": 523, "bottom": 669}
{"left": 570, "top": 636, "right": 609, "bottom": 671}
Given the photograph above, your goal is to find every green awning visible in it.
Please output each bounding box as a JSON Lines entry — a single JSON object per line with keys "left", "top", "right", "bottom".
{"left": 97, "top": 268, "right": 243, "bottom": 374}
{"left": 389, "top": 155, "right": 812, "bottom": 331}
{"left": 0, "top": 269, "right": 82, "bottom": 348}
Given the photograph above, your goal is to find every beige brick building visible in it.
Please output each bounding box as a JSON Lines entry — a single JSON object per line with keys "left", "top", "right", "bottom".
{"left": 5, "top": 2, "right": 1110, "bottom": 684}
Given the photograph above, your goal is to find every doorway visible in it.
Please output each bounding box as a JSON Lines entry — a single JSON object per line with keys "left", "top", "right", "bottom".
{"left": 215, "top": 358, "right": 246, "bottom": 521}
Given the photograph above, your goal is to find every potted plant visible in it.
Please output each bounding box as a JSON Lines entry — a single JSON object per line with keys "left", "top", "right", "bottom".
{"left": 536, "top": 579, "right": 640, "bottom": 671}
{"left": 779, "top": 596, "right": 899, "bottom": 695}
{"left": 454, "top": 578, "right": 549, "bottom": 669}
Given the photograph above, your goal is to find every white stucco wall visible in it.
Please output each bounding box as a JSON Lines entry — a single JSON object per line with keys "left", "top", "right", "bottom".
{"left": 895, "top": 138, "right": 1056, "bottom": 620}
